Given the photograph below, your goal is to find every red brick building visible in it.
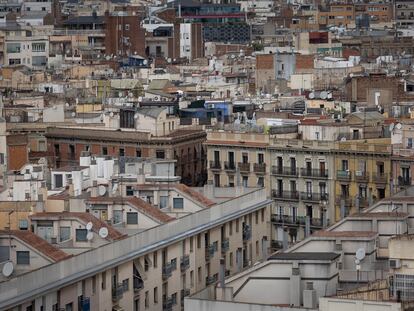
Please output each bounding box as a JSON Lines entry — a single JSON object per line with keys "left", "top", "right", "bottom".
{"left": 45, "top": 127, "right": 207, "bottom": 186}
{"left": 104, "top": 12, "right": 146, "bottom": 57}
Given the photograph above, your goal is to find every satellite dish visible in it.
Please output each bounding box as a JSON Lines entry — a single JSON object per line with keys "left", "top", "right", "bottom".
{"left": 86, "top": 231, "right": 94, "bottom": 241}
{"left": 2, "top": 261, "right": 13, "bottom": 277}
{"left": 98, "top": 185, "right": 106, "bottom": 196}
{"left": 309, "top": 92, "right": 315, "bottom": 99}
{"left": 71, "top": 112, "right": 76, "bottom": 117}
{"left": 356, "top": 248, "right": 366, "bottom": 261}
{"left": 320, "top": 91, "right": 328, "bottom": 100}
{"left": 389, "top": 123, "right": 395, "bottom": 132}
{"left": 109, "top": 112, "right": 114, "bottom": 118}
{"left": 134, "top": 113, "right": 139, "bottom": 119}
{"left": 396, "top": 123, "right": 402, "bottom": 130}
{"left": 86, "top": 222, "right": 93, "bottom": 231}
{"left": 99, "top": 227, "right": 109, "bottom": 239}
{"left": 327, "top": 92, "right": 333, "bottom": 99}
{"left": 341, "top": 137, "right": 347, "bottom": 141}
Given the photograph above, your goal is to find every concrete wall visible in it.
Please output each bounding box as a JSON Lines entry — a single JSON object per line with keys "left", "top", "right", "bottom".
{"left": 319, "top": 297, "right": 402, "bottom": 311}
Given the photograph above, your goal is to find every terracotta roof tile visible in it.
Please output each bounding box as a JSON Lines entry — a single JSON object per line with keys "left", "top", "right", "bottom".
{"left": 312, "top": 231, "right": 378, "bottom": 238}
{"left": 350, "top": 212, "right": 408, "bottom": 219}
{"left": 30, "top": 212, "right": 126, "bottom": 241}
{"left": 0, "top": 230, "right": 71, "bottom": 262}
{"left": 86, "top": 196, "right": 174, "bottom": 224}
{"left": 173, "top": 184, "right": 216, "bottom": 207}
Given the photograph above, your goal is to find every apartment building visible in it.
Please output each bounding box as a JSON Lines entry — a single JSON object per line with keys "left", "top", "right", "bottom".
{"left": 333, "top": 139, "right": 391, "bottom": 221}
{"left": 205, "top": 130, "right": 333, "bottom": 245}
{"left": 45, "top": 126, "right": 207, "bottom": 186}
{"left": 396, "top": 0, "right": 414, "bottom": 27}
{"left": 0, "top": 188, "right": 272, "bottom": 311}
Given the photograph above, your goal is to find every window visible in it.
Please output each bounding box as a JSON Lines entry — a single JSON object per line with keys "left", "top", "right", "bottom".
{"left": 126, "top": 186, "right": 134, "bottom": 196}
{"left": 102, "top": 146, "right": 108, "bottom": 155}
{"left": 230, "top": 252, "right": 233, "bottom": 267}
{"left": 144, "top": 256, "right": 150, "bottom": 271}
{"left": 76, "top": 229, "right": 87, "bottom": 241}
{"left": 255, "top": 211, "right": 259, "bottom": 224}
{"left": 125, "top": 24, "right": 130, "bottom": 31}
{"left": 122, "top": 278, "right": 129, "bottom": 291}
{"left": 136, "top": 148, "right": 142, "bottom": 157}
{"left": 113, "top": 210, "right": 123, "bottom": 224}
{"left": 119, "top": 148, "right": 125, "bottom": 157}
{"left": 198, "top": 267, "right": 202, "bottom": 283}
{"left": 0, "top": 246, "right": 10, "bottom": 263}
{"left": 156, "top": 150, "right": 165, "bottom": 159}
{"left": 154, "top": 287, "right": 158, "bottom": 303}
{"left": 229, "top": 221, "right": 233, "bottom": 235}
{"left": 172, "top": 293, "right": 177, "bottom": 305}
{"left": 257, "top": 177, "right": 264, "bottom": 187}
{"left": 153, "top": 251, "right": 158, "bottom": 268}
{"left": 145, "top": 291, "right": 149, "bottom": 308}
{"left": 160, "top": 196, "right": 168, "bottom": 209}
{"left": 127, "top": 212, "right": 138, "bottom": 224}
{"left": 197, "top": 234, "right": 201, "bottom": 248}
{"left": 17, "top": 251, "right": 30, "bottom": 265}
{"left": 408, "top": 138, "right": 413, "bottom": 149}
{"left": 236, "top": 219, "right": 239, "bottom": 232}
{"left": 214, "top": 174, "right": 220, "bottom": 187}
{"left": 173, "top": 198, "right": 184, "bottom": 209}
{"left": 261, "top": 209, "right": 265, "bottom": 222}
{"left": 242, "top": 176, "right": 248, "bottom": 187}
{"left": 19, "top": 219, "right": 28, "bottom": 230}
{"left": 171, "top": 258, "right": 177, "bottom": 270}
{"left": 256, "top": 240, "right": 259, "bottom": 256}
{"left": 60, "top": 227, "right": 70, "bottom": 242}
{"left": 190, "top": 270, "right": 194, "bottom": 287}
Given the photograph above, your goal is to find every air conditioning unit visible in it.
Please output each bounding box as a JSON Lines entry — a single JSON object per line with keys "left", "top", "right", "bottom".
{"left": 337, "top": 261, "right": 343, "bottom": 270}
{"left": 389, "top": 258, "right": 401, "bottom": 269}
{"left": 335, "top": 240, "right": 342, "bottom": 251}
{"left": 50, "top": 237, "right": 57, "bottom": 244}
{"left": 356, "top": 170, "right": 363, "bottom": 177}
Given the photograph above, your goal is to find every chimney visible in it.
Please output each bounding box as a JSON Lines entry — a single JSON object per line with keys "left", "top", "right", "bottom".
{"left": 68, "top": 178, "right": 74, "bottom": 197}
{"left": 303, "top": 282, "right": 317, "bottom": 309}
{"left": 91, "top": 180, "right": 98, "bottom": 197}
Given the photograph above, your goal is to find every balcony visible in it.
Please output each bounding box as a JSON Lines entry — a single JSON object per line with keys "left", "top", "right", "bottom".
{"left": 398, "top": 177, "right": 411, "bottom": 187}
{"left": 271, "top": 166, "right": 298, "bottom": 177}
{"left": 209, "top": 160, "right": 221, "bottom": 170}
{"left": 336, "top": 196, "right": 353, "bottom": 207}
{"left": 163, "top": 296, "right": 174, "bottom": 311}
{"left": 224, "top": 161, "right": 236, "bottom": 171}
{"left": 270, "top": 214, "right": 306, "bottom": 226}
{"left": 238, "top": 162, "right": 250, "bottom": 173}
{"left": 373, "top": 173, "right": 388, "bottom": 184}
{"left": 181, "top": 288, "right": 191, "bottom": 303}
{"left": 206, "top": 275, "right": 218, "bottom": 286}
{"left": 112, "top": 283, "right": 124, "bottom": 302}
{"left": 253, "top": 163, "right": 266, "bottom": 174}
{"left": 300, "top": 168, "right": 328, "bottom": 178}
{"left": 357, "top": 197, "right": 369, "bottom": 209}
{"left": 355, "top": 171, "right": 370, "bottom": 182}
{"left": 162, "top": 263, "right": 173, "bottom": 280}
{"left": 337, "top": 170, "right": 352, "bottom": 181}
{"left": 271, "top": 240, "right": 284, "bottom": 250}
{"left": 180, "top": 255, "right": 190, "bottom": 272}
{"left": 242, "top": 225, "right": 251, "bottom": 242}
{"left": 300, "top": 192, "right": 329, "bottom": 203}
{"left": 133, "top": 277, "right": 144, "bottom": 292}
{"left": 271, "top": 190, "right": 299, "bottom": 201}
{"left": 221, "top": 239, "right": 230, "bottom": 253}
{"left": 205, "top": 244, "right": 215, "bottom": 261}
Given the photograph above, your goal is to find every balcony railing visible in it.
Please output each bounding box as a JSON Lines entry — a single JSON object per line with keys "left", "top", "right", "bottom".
{"left": 270, "top": 214, "right": 305, "bottom": 225}
{"left": 398, "top": 178, "right": 412, "bottom": 187}
{"left": 209, "top": 160, "right": 221, "bottom": 170}
{"left": 205, "top": 244, "right": 215, "bottom": 261}
{"left": 133, "top": 277, "right": 144, "bottom": 292}
{"left": 238, "top": 162, "right": 250, "bottom": 172}
{"left": 162, "top": 263, "right": 173, "bottom": 280}
{"left": 355, "top": 171, "right": 370, "bottom": 182}
{"left": 271, "top": 190, "right": 300, "bottom": 201}
{"left": 337, "top": 170, "right": 352, "bottom": 181}
{"left": 300, "top": 192, "right": 329, "bottom": 202}
{"left": 357, "top": 197, "right": 369, "bottom": 209}
{"left": 112, "top": 283, "right": 124, "bottom": 301}
{"left": 271, "top": 166, "right": 298, "bottom": 176}
{"left": 206, "top": 275, "right": 218, "bottom": 286}
{"left": 271, "top": 240, "right": 284, "bottom": 250}
{"left": 373, "top": 173, "right": 388, "bottom": 184}
{"left": 163, "top": 296, "right": 174, "bottom": 311}
{"left": 221, "top": 239, "right": 230, "bottom": 253}
{"left": 300, "top": 168, "right": 328, "bottom": 178}
{"left": 224, "top": 161, "right": 236, "bottom": 171}
{"left": 180, "top": 255, "right": 190, "bottom": 272}
{"left": 336, "top": 196, "right": 353, "bottom": 207}
{"left": 253, "top": 163, "right": 266, "bottom": 173}
{"left": 181, "top": 288, "right": 191, "bottom": 303}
